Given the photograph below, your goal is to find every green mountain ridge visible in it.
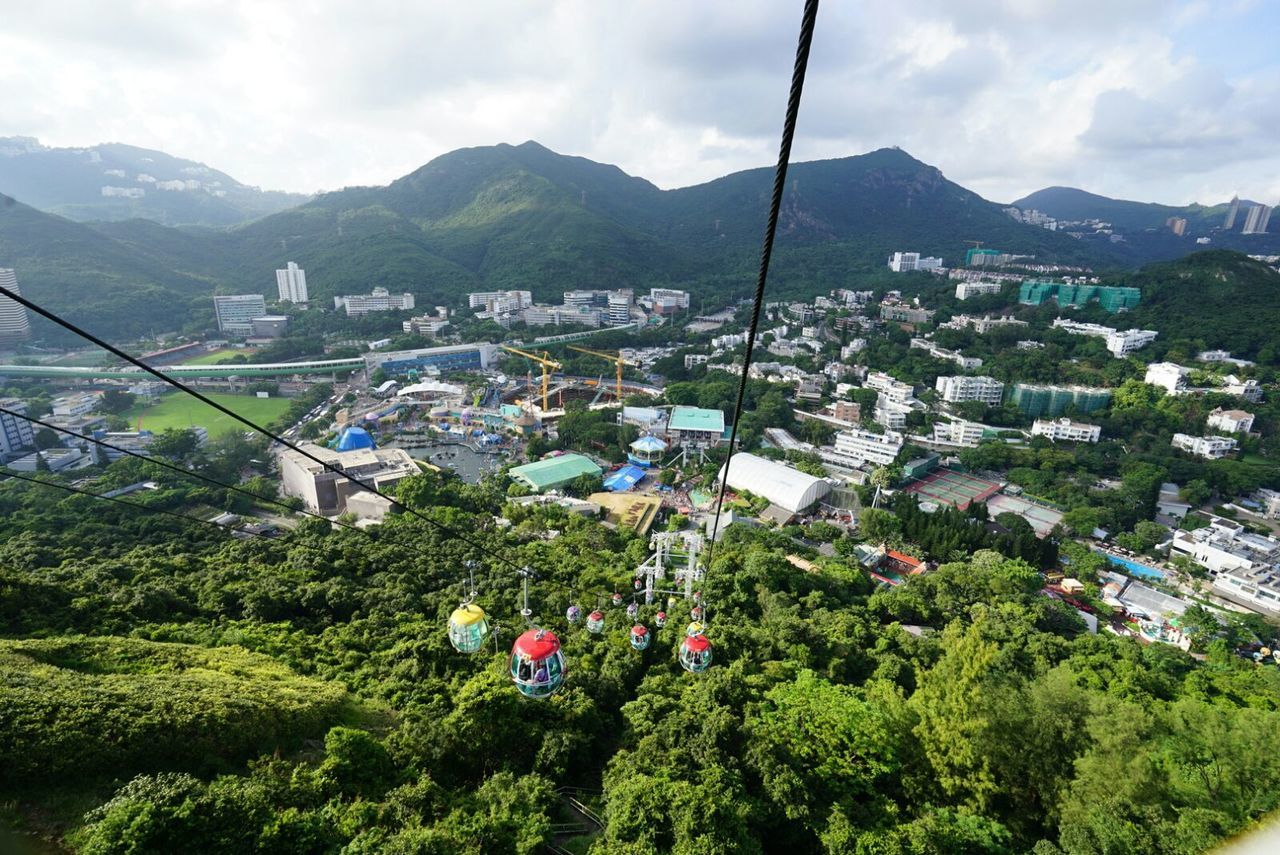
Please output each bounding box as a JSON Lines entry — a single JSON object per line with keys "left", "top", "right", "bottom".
{"left": 0, "top": 141, "right": 1225, "bottom": 342}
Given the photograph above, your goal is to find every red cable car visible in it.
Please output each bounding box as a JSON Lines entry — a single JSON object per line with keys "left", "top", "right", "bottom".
{"left": 630, "top": 624, "right": 651, "bottom": 651}
{"left": 509, "top": 628, "right": 566, "bottom": 698}
{"left": 679, "top": 632, "right": 712, "bottom": 673}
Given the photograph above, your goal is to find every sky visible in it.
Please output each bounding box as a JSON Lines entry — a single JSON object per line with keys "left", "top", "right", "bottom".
{"left": 1, "top": 0, "right": 1278, "bottom": 205}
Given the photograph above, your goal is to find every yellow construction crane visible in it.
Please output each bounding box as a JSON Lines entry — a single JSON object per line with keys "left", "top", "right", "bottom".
{"left": 500, "top": 345, "right": 561, "bottom": 412}
{"left": 568, "top": 345, "right": 637, "bottom": 402}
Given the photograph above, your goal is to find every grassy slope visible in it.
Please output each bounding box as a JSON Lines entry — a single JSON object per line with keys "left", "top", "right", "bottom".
{"left": 122, "top": 392, "right": 292, "bottom": 438}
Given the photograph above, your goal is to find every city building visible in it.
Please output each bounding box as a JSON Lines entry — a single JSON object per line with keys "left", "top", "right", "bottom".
{"left": 824, "top": 427, "right": 904, "bottom": 468}
{"left": 278, "top": 441, "right": 419, "bottom": 517}
{"left": 865, "top": 371, "right": 916, "bottom": 404}
{"left": 402, "top": 312, "right": 451, "bottom": 338}
{"left": 51, "top": 392, "right": 100, "bottom": 417}
{"left": 469, "top": 290, "right": 533, "bottom": 312}
{"left": 954, "top": 280, "right": 1004, "bottom": 300}
{"left": 607, "top": 291, "right": 634, "bottom": 326}
{"left": 909, "top": 338, "right": 982, "bottom": 369}
{"left": 1197, "top": 350, "right": 1255, "bottom": 368}
{"left": 1207, "top": 408, "right": 1255, "bottom": 434}
{"left": 940, "top": 314, "right": 1027, "bottom": 334}
{"left": 213, "top": 294, "right": 267, "bottom": 335}
{"left": 880, "top": 303, "right": 936, "bottom": 325}
{"left": 873, "top": 397, "right": 913, "bottom": 431}
{"left": 334, "top": 288, "right": 416, "bottom": 316}
{"left": 1166, "top": 217, "right": 1187, "bottom": 236}
{"left": 935, "top": 375, "right": 1004, "bottom": 406}
{"left": 1144, "top": 362, "right": 1191, "bottom": 394}
{"left": 275, "top": 262, "right": 308, "bottom": 303}
{"left": 251, "top": 316, "right": 289, "bottom": 338}
{"left": 1224, "top": 196, "right": 1241, "bottom": 230}
{"left": 928, "top": 418, "right": 984, "bottom": 448}
{"left": 684, "top": 353, "right": 710, "bottom": 369}
{"left": 0, "top": 397, "right": 35, "bottom": 461}
{"left": 1223, "top": 375, "right": 1263, "bottom": 402}
{"left": 7, "top": 447, "right": 93, "bottom": 473}
{"left": 718, "top": 452, "right": 831, "bottom": 515}
{"left": 1031, "top": 418, "right": 1101, "bottom": 443}
{"left": 1051, "top": 319, "right": 1158, "bottom": 357}
{"left": 1009, "top": 383, "right": 1112, "bottom": 418}
{"left": 667, "top": 406, "right": 726, "bottom": 448}
{"left": 508, "top": 453, "right": 603, "bottom": 493}
{"left": 91, "top": 427, "right": 208, "bottom": 463}
{"left": 364, "top": 343, "right": 499, "bottom": 376}
{"left": 1172, "top": 433, "right": 1238, "bottom": 459}
{"left": 1019, "top": 280, "right": 1141, "bottom": 312}
{"left": 887, "top": 252, "right": 943, "bottom": 273}
{"left": 649, "top": 288, "right": 691, "bottom": 314}
{"left": 1213, "top": 565, "right": 1280, "bottom": 615}
{"left": 0, "top": 269, "right": 32, "bottom": 346}
{"left": 1242, "top": 203, "right": 1273, "bottom": 235}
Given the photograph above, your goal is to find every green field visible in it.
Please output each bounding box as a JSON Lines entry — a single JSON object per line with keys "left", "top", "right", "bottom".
{"left": 123, "top": 392, "right": 292, "bottom": 439}
{"left": 179, "top": 347, "right": 253, "bottom": 366}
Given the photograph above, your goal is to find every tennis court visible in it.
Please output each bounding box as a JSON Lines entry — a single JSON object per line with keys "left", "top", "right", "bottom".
{"left": 903, "top": 469, "right": 1002, "bottom": 510}
{"left": 985, "top": 493, "right": 1065, "bottom": 537}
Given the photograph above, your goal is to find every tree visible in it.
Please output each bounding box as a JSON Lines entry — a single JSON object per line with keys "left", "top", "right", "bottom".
{"left": 1060, "top": 506, "right": 1100, "bottom": 537}
{"left": 100, "top": 390, "right": 136, "bottom": 414}
{"left": 860, "top": 507, "right": 900, "bottom": 544}
{"left": 34, "top": 427, "right": 61, "bottom": 450}
{"left": 150, "top": 428, "right": 201, "bottom": 461}
{"left": 1181, "top": 479, "right": 1212, "bottom": 507}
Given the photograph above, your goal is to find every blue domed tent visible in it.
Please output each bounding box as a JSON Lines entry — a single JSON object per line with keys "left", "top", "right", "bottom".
{"left": 627, "top": 434, "right": 667, "bottom": 467}
{"left": 333, "top": 426, "right": 376, "bottom": 452}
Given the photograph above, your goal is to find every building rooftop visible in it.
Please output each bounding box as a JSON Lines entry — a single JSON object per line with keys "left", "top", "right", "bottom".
{"left": 509, "top": 453, "right": 603, "bottom": 491}
{"left": 669, "top": 406, "right": 726, "bottom": 433}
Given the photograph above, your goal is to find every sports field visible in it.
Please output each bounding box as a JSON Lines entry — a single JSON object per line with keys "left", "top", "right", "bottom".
{"left": 903, "top": 468, "right": 1002, "bottom": 510}
{"left": 180, "top": 348, "right": 253, "bottom": 366}
{"left": 122, "top": 392, "right": 292, "bottom": 439}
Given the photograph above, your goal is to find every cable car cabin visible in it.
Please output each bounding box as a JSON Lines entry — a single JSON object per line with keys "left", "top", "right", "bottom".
{"left": 691, "top": 606, "right": 704, "bottom": 621}
{"left": 634, "top": 579, "right": 643, "bottom": 591}
{"left": 509, "top": 629, "right": 566, "bottom": 699}
{"left": 611, "top": 592, "right": 623, "bottom": 607}
{"left": 586, "top": 610, "right": 605, "bottom": 634}
{"left": 655, "top": 611, "right": 667, "bottom": 627}
{"left": 630, "top": 624, "right": 651, "bottom": 650}
{"left": 566, "top": 604, "right": 582, "bottom": 624}
{"left": 679, "top": 633, "right": 712, "bottom": 673}
{"left": 686, "top": 620, "right": 705, "bottom": 637}
{"left": 626, "top": 602, "right": 639, "bottom": 619}
{"left": 447, "top": 603, "right": 491, "bottom": 653}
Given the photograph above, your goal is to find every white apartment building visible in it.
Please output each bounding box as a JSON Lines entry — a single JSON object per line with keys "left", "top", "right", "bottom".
{"left": 887, "top": 252, "right": 943, "bottom": 273}
{"left": 521, "top": 305, "right": 604, "bottom": 328}
{"left": 840, "top": 339, "right": 867, "bottom": 359}
{"left": 606, "top": 291, "right": 634, "bottom": 326}
{"left": 275, "top": 262, "right": 308, "bottom": 303}
{"left": 928, "top": 419, "right": 984, "bottom": 448}
{"left": 1051, "top": 318, "right": 1157, "bottom": 357}
{"left": 935, "top": 375, "right": 1004, "bottom": 406}
{"left": 0, "top": 397, "right": 35, "bottom": 461}
{"left": 909, "top": 337, "right": 982, "bottom": 369}
{"left": 940, "top": 314, "right": 1028, "bottom": 334}
{"left": 649, "top": 288, "right": 691, "bottom": 311}
{"left": 0, "top": 269, "right": 32, "bottom": 345}
{"left": 469, "top": 290, "right": 533, "bottom": 311}
{"left": 51, "top": 392, "right": 100, "bottom": 417}
{"left": 1031, "top": 418, "right": 1101, "bottom": 443}
{"left": 1172, "top": 433, "right": 1238, "bottom": 459}
{"left": 1144, "top": 362, "right": 1190, "bottom": 394}
{"left": 212, "top": 294, "right": 267, "bottom": 335}
{"left": 684, "top": 353, "right": 710, "bottom": 369}
{"left": 954, "top": 280, "right": 1004, "bottom": 300}
{"left": 334, "top": 288, "right": 416, "bottom": 316}
{"left": 401, "top": 315, "right": 451, "bottom": 338}
{"left": 1207, "top": 408, "right": 1255, "bottom": 434}
{"left": 873, "top": 396, "right": 913, "bottom": 431}
{"left": 864, "top": 371, "right": 916, "bottom": 404}
{"left": 1222, "top": 375, "right": 1263, "bottom": 402}
{"left": 824, "top": 427, "right": 904, "bottom": 467}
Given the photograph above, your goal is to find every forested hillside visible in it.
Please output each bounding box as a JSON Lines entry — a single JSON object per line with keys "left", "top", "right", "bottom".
{"left": 1, "top": 143, "right": 1110, "bottom": 342}
{"left": 3, "top": 456, "right": 1280, "bottom": 853}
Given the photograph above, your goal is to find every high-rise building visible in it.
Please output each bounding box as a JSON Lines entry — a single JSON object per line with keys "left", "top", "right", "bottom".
{"left": 213, "top": 294, "right": 268, "bottom": 335}
{"left": 0, "top": 397, "right": 36, "bottom": 461}
{"left": 1242, "top": 204, "right": 1273, "bottom": 235}
{"left": 935, "top": 375, "right": 1004, "bottom": 406}
{"left": 606, "top": 291, "right": 634, "bottom": 326}
{"left": 1224, "top": 196, "right": 1241, "bottom": 230}
{"left": 0, "top": 269, "right": 33, "bottom": 346}
{"left": 275, "top": 262, "right": 308, "bottom": 303}
{"left": 888, "top": 252, "right": 943, "bottom": 273}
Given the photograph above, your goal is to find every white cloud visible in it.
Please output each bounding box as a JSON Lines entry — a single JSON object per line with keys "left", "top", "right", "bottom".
{"left": 0, "top": 0, "right": 1275, "bottom": 205}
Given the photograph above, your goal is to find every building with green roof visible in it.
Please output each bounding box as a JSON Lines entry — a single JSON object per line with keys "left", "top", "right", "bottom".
{"left": 1009, "top": 383, "right": 1112, "bottom": 418}
{"left": 667, "top": 406, "right": 727, "bottom": 448}
{"left": 1018, "top": 280, "right": 1140, "bottom": 312}
{"left": 508, "top": 453, "right": 603, "bottom": 492}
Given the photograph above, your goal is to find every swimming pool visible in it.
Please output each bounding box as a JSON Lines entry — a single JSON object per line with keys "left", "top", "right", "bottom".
{"left": 1094, "top": 549, "right": 1166, "bottom": 581}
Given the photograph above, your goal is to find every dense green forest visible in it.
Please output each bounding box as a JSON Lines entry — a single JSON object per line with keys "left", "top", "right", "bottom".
{"left": 4, "top": 450, "right": 1280, "bottom": 853}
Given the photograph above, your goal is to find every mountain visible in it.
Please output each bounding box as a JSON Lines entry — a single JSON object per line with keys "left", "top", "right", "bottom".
{"left": 1124, "top": 250, "right": 1280, "bottom": 360}
{"left": 0, "top": 142, "right": 1135, "bottom": 341}
{"left": 0, "top": 137, "right": 308, "bottom": 227}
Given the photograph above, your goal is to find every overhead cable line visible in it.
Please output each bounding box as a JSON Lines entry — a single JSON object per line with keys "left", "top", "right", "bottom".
{"left": 0, "top": 283, "right": 527, "bottom": 574}
{"left": 706, "top": 0, "right": 820, "bottom": 560}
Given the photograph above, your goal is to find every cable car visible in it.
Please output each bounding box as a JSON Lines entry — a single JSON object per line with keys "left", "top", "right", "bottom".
{"left": 447, "top": 602, "right": 490, "bottom": 653}
{"left": 691, "top": 605, "right": 704, "bottom": 621}
{"left": 686, "top": 620, "right": 705, "bottom": 637}
{"left": 679, "top": 633, "right": 712, "bottom": 673}
{"left": 634, "top": 578, "right": 643, "bottom": 591}
{"left": 626, "top": 601, "right": 639, "bottom": 619}
{"left": 586, "top": 609, "right": 605, "bottom": 634}
{"left": 509, "top": 628, "right": 565, "bottom": 698}
{"left": 655, "top": 610, "right": 667, "bottom": 627}
{"left": 611, "top": 592, "right": 623, "bottom": 607}
{"left": 566, "top": 604, "right": 582, "bottom": 624}
{"left": 630, "top": 624, "right": 651, "bottom": 651}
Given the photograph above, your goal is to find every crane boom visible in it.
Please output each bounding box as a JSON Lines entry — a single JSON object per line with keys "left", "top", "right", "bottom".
{"left": 500, "top": 345, "right": 561, "bottom": 412}
{"left": 567, "top": 345, "right": 635, "bottom": 402}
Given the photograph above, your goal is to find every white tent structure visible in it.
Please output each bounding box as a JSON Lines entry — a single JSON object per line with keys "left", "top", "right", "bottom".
{"left": 717, "top": 452, "right": 831, "bottom": 514}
